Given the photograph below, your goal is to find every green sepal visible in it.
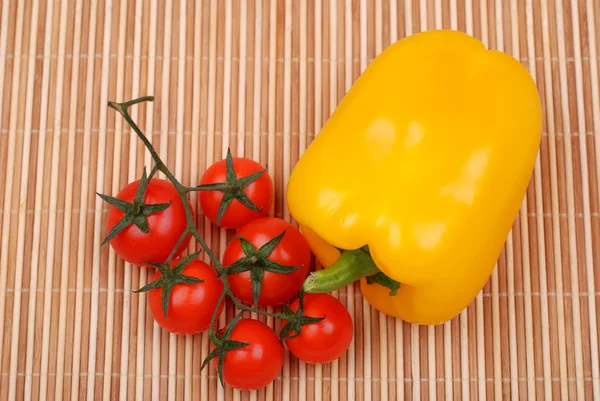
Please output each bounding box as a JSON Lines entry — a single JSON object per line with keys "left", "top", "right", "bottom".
{"left": 97, "top": 193, "right": 132, "bottom": 213}
{"left": 98, "top": 166, "right": 173, "bottom": 245}
{"left": 142, "top": 201, "right": 172, "bottom": 215}
{"left": 100, "top": 214, "right": 135, "bottom": 245}
{"left": 132, "top": 276, "right": 168, "bottom": 294}
{"left": 173, "top": 251, "right": 202, "bottom": 275}
{"left": 250, "top": 268, "right": 265, "bottom": 307}
{"left": 132, "top": 168, "right": 150, "bottom": 205}
{"left": 215, "top": 193, "right": 235, "bottom": 226}
{"left": 193, "top": 147, "right": 267, "bottom": 226}
{"left": 224, "top": 230, "right": 302, "bottom": 307}
{"left": 236, "top": 169, "right": 267, "bottom": 188}
{"left": 256, "top": 231, "right": 285, "bottom": 256}
{"left": 132, "top": 252, "right": 204, "bottom": 319}
{"left": 278, "top": 290, "right": 324, "bottom": 341}
{"left": 200, "top": 312, "right": 250, "bottom": 388}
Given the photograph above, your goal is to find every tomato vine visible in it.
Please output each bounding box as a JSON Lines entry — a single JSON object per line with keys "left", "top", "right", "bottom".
{"left": 102, "top": 96, "right": 323, "bottom": 387}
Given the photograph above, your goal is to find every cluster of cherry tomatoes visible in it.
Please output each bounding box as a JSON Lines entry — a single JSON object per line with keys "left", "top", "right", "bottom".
{"left": 102, "top": 151, "right": 353, "bottom": 390}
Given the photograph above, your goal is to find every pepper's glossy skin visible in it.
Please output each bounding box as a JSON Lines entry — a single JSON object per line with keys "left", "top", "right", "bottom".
{"left": 286, "top": 30, "right": 542, "bottom": 325}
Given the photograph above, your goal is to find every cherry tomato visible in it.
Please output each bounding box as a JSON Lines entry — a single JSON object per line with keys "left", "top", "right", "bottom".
{"left": 106, "top": 178, "right": 192, "bottom": 266}
{"left": 199, "top": 155, "right": 273, "bottom": 229}
{"left": 147, "top": 258, "right": 224, "bottom": 335}
{"left": 222, "top": 217, "right": 312, "bottom": 306}
{"left": 216, "top": 318, "right": 283, "bottom": 390}
{"left": 283, "top": 293, "right": 353, "bottom": 364}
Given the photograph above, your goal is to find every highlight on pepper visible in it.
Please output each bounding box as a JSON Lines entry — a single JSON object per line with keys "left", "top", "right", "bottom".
{"left": 287, "top": 29, "right": 543, "bottom": 326}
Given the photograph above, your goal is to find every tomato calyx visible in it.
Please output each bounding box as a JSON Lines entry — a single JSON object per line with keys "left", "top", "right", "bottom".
{"left": 98, "top": 168, "right": 172, "bottom": 245}
{"left": 194, "top": 148, "right": 267, "bottom": 225}
{"left": 133, "top": 251, "right": 204, "bottom": 318}
{"left": 224, "top": 230, "right": 303, "bottom": 307}
{"left": 201, "top": 312, "right": 250, "bottom": 387}
{"left": 278, "top": 290, "right": 325, "bottom": 341}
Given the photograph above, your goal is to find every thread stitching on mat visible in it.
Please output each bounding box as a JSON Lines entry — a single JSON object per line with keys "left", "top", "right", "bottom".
{"left": 2, "top": 210, "right": 599, "bottom": 219}
{"left": 0, "top": 129, "right": 322, "bottom": 137}
{"left": 3, "top": 53, "right": 600, "bottom": 63}
{"left": 2, "top": 289, "right": 600, "bottom": 297}
{"left": 0, "top": 209, "right": 110, "bottom": 214}
{"left": 2, "top": 129, "right": 599, "bottom": 139}
{"left": 1, "top": 373, "right": 598, "bottom": 382}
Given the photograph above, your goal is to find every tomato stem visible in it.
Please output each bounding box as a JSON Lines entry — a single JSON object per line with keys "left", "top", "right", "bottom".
{"left": 165, "top": 227, "right": 192, "bottom": 263}
{"left": 207, "top": 291, "right": 227, "bottom": 344}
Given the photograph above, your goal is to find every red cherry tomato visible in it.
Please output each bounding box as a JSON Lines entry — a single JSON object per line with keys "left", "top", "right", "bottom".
{"left": 147, "top": 258, "right": 224, "bottom": 335}
{"left": 222, "top": 217, "right": 312, "bottom": 306}
{"left": 106, "top": 178, "right": 192, "bottom": 266}
{"left": 216, "top": 318, "right": 283, "bottom": 390}
{"left": 199, "top": 156, "right": 273, "bottom": 229}
{"left": 283, "top": 293, "right": 353, "bottom": 364}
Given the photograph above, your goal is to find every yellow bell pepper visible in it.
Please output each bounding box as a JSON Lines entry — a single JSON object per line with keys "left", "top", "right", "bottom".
{"left": 286, "top": 30, "right": 542, "bottom": 325}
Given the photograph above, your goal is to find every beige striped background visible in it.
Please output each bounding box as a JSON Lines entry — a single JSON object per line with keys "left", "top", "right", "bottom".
{"left": 0, "top": 0, "right": 599, "bottom": 400}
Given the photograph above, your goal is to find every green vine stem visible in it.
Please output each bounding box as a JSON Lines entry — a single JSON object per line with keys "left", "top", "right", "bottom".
{"left": 104, "top": 96, "right": 323, "bottom": 384}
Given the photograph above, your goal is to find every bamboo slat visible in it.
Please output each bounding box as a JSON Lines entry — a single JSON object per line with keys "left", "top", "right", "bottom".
{"left": 0, "top": 1, "right": 599, "bottom": 400}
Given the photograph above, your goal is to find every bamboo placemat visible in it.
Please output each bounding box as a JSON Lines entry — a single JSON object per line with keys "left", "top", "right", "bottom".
{"left": 0, "top": 0, "right": 599, "bottom": 400}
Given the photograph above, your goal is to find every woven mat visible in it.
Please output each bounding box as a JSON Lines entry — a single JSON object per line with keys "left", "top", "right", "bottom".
{"left": 1, "top": 0, "right": 599, "bottom": 400}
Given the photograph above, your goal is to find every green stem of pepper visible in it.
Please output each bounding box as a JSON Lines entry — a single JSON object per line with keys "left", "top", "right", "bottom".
{"left": 302, "top": 247, "right": 382, "bottom": 293}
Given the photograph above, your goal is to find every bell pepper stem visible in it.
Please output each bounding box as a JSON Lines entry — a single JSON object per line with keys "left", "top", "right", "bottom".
{"left": 303, "top": 247, "right": 380, "bottom": 293}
